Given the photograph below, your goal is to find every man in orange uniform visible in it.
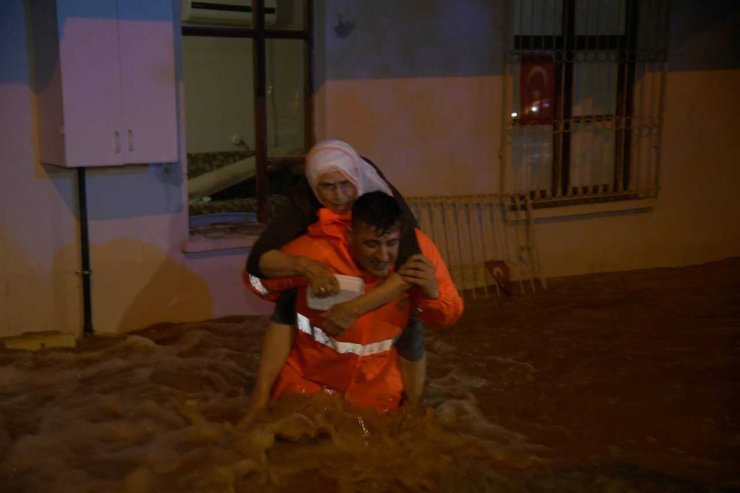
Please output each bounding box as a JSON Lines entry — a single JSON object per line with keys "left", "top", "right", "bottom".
{"left": 246, "top": 191, "right": 463, "bottom": 414}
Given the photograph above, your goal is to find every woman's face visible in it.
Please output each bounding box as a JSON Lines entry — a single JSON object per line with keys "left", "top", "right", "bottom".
{"left": 316, "top": 170, "right": 358, "bottom": 213}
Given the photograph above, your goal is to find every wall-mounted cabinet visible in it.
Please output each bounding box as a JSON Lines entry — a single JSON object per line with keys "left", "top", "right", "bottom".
{"left": 29, "top": 0, "right": 178, "bottom": 167}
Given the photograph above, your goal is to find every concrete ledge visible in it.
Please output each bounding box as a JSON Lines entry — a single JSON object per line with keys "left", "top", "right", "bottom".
{"left": 182, "top": 221, "right": 265, "bottom": 254}
{"left": 505, "top": 198, "right": 657, "bottom": 221}
{"left": 182, "top": 234, "right": 259, "bottom": 254}
{"left": 2, "top": 331, "right": 77, "bottom": 351}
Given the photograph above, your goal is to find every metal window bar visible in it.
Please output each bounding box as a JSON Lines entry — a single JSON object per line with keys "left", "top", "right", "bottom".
{"left": 409, "top": 194, "right": 546, "bottom": 300}
{"left": 503, "top": 0, "right": 667, "bottom": 205}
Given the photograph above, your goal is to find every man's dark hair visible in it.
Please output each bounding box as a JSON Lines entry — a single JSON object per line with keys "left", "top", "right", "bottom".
{"left": 351, "top": 191, "right": 402, "bottom": 235}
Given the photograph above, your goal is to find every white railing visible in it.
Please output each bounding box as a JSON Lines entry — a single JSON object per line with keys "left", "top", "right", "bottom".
{"left": 408, "top": 194, "right": 547, "bottom": 300}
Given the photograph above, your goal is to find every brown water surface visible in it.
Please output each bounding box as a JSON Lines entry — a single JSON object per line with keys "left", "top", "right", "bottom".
{"left": 1, "top": 259, "right": 738, "bottom": 492}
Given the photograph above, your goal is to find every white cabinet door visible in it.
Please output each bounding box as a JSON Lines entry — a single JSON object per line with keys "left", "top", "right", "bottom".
{"left": 57, "top": 1, "right": 123, "bottom": 166}
{"left": 30, "top": 0, "right": 178, "bottom": 167}
{"left": 118, "top": 0, "right": 178, "bottom": 164}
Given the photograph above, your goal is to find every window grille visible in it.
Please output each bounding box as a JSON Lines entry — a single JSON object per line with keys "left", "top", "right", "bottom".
{"left": 502, "top": 0, "right": 669, "bottom": 206}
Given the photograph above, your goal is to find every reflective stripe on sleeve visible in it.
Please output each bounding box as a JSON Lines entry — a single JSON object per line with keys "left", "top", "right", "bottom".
{"left": 296, "top": 313, "right": 395, "bottom": 356}
{"left": 248, "top": 274, "right": 269, "bottom": 295}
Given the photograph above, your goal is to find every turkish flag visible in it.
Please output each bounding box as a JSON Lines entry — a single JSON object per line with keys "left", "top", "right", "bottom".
{"left": 520, "top": 55, "right": 555, "bottom": 124}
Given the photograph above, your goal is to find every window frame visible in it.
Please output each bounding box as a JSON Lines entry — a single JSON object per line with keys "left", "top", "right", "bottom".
{"left": 506, "top": 0, "right": 666, "bottom": 207}
{"left": 182, "top": 0, "right": 314, "bottom": 223}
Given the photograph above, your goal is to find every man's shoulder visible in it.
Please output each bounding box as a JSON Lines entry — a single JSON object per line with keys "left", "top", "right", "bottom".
{"left": 284, "top": 233, "right": 333, "bottom": 254}
{"left": 283, "top": 231, "right": 350, "bottom": 267}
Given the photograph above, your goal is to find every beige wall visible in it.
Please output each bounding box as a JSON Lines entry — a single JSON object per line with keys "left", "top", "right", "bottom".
{"left": 316, "top": 77, "right": 502, "bottom": 197}
{"left": 315, "top": 69, "right": 740, "bottom": 278}
{"left": 2, "top": 0, "right": 738, "bottom": 338}
{"left": 0, "top": 80, "right": 81, "bottom": 338}
{"left": 3, "top": 68, "right": 737, "bottom": 338}
{"left": 535, "top": 69, "right": 740, "bottom": 277}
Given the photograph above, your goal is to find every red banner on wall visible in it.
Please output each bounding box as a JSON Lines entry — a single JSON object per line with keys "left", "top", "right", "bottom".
{"left": 519, "top": 55, "right": 555, "bottom": 124}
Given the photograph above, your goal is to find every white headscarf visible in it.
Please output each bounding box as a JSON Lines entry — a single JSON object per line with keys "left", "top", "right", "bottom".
{"left": 305, "top": 139, "right": 392, "bottom": 205}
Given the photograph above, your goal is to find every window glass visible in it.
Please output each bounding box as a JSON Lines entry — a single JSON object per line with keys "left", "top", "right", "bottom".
{"left": 182, "top": 1, "right": 312, "bottom": 222}
{"left": 512, "top": 125, "right": 553, "bottom": 193}
{"left": 575, "top": 0, "right": 626, "bottom": 35}
{"left": 513, "top": 0, "right": 562, "bottom": 36}
{"left": 572, "top": 54, "right": 618, "bottom": 117}
{"left": 269, "top": 0, "right": 306, "bottom": 30}
{"left": 266, "top": 39, "right": 306, "bottom": 156}
{"left": 570, "top": 125, "right": 615, "bottom": 188}
{"left": 183, "top": 36, "right": 258, "bottom": 216}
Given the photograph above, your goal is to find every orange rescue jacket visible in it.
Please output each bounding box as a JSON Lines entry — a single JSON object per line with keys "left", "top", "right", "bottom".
{"left": 245, "top": 209, "right": 463, "bottom": 413}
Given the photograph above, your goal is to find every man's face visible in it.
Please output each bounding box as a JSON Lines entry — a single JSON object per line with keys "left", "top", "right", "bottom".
{"left": 348, "top": 221, "right": 400, "bottom": 278}
{"left": 316, "top": 170, "right": 358, "bottom": 214}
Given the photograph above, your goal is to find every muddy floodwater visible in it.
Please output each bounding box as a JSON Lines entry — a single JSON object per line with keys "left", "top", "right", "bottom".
{"left": 1, "top": 258, "right": 739, "bottom": 492}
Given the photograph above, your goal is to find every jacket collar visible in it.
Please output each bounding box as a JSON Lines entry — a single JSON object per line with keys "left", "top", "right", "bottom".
{"left": 308, "top": 208, "right": 352, "bottom": 246}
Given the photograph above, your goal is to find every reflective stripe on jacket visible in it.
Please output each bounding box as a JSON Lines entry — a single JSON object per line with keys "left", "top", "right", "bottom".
{"left": 272, "top": 290, "right": 409, "bottom": 413}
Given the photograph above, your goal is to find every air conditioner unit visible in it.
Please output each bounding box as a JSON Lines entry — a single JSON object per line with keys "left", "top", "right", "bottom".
{"left": 181, "top": 0, "right": 277, "bottom": 26}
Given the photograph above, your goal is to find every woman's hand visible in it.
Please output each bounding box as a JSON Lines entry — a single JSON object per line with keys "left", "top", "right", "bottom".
{"left": 398, "top": 254, "right": 439, "bottom": 299}
{"left": 321, "top": 299, "right": 362, "bottom": 336}
{"left": 297, "top": 257, "right": 339, "bottom": 297}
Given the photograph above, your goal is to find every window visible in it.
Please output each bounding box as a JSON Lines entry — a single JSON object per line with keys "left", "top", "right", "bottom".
{"left": 182, "top": 0, "right": 313, "bottom": 224}
{"left": 503, "top": 0, "right": 668, "bottom": 206}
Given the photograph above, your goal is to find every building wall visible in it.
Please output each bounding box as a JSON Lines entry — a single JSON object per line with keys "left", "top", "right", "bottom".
{"left": 1, "top": 0, "right": 738, "bottom": 338}
{"left": 0, "top": 1, "right": 271, "bottom": 338}
{"left": 314, "top": 0, "right": 740, "bottom": 278}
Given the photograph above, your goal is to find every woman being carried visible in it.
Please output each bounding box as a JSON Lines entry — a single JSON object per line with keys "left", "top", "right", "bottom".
{"left": 244, "top": 140, "right": 428, "bottom": 414}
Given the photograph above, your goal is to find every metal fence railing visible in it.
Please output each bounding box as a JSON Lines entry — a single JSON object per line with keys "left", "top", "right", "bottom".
{"left": 408, "top": 194, "right": 547, "bottom": 300}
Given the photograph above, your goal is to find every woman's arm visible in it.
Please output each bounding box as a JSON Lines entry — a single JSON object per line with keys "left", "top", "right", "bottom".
{"left": 245, "top": 178, "right": 339, "bottom": 294}
{"left": 245, "top": 178, "right": 318, "bottom": 277}
{"left": 259, "top": 249, "right": 340, "bottom": 295}
{"left": 320, "top": 272, "right": 410, "bottom": 336}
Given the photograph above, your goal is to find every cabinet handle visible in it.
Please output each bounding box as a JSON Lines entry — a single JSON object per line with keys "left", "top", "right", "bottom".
{"left": 128, "top": 129, "right": 134, "bottom": 152}
{"left": 114, "top": 131, "right": 121, "bottom": 154}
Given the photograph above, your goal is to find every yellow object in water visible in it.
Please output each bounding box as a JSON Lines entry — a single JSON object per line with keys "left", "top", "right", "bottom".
{"left": 2, "top": 331, "right": 77, "bottom": 351}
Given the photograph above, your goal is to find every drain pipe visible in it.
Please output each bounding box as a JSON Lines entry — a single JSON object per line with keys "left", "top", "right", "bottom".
{"left": 77, "top": 167, "right": 93, "bottom": 336}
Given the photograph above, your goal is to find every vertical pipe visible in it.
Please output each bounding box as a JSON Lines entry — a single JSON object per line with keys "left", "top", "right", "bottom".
{"left": 77, "top": 168, "right": 93, "bottom": 336}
